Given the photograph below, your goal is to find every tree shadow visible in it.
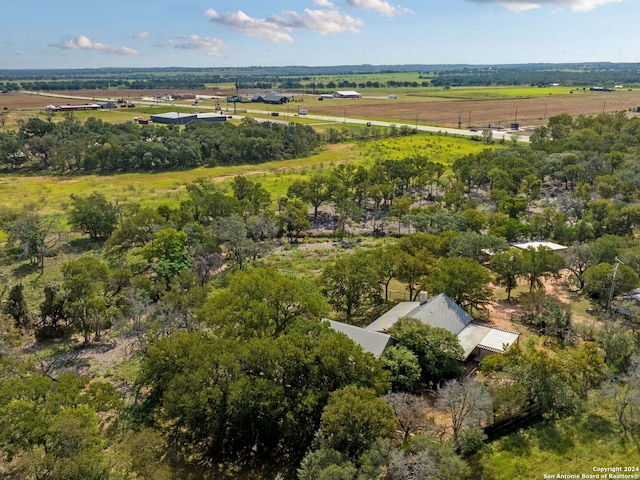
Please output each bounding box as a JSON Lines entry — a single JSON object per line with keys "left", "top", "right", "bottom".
{"left": 12, "top": 261, "right": 40, "bottom": 279}
{"left": 60, "top": 237, "right": 103, "bottom": 255}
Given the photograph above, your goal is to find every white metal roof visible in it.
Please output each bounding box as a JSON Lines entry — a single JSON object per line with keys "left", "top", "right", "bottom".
{"left": 477, "top": 328, "right": 520, "bottom": 354}
{"left": 511, "top": 241, "right": 567, "bottom": 251}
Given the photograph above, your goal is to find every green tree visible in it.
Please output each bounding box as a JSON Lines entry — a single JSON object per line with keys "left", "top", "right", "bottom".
{"left": 137, "top": 327, "right": 388, "bottom": 463}
{"left": 321, "top": 252, "right": 380, "bottom": 319}
{"left": 5, "top": 210, "right": 56, "bottom": 272}
{"left": 61, "top": 256, "right": 110, "bottom": 344}
{"left": 583, "top": 262, "right": 639, "bottom": 306}
{"left": 199, "top": 266, "right": 327, "bottom": 338}
{"left": 490, "top": 250, "right": 524, "bottom": 301}
{"left": 422, "top": 257, "right": 494, "bottom": 311}
{"left": 68, "top": 192, "right": 118, "bottom": 241}
{"left": 141, "top": 228, "right": 193, "bottom": 289}
{"left": 381, "top": 345, "right": 422, "bottom": 394}
{"left": 232, "top": 175, "right": 271, "bottom": 216}
{"left": 389, "top": 318, "right": 464, "bottom": 388}
{"left": 279, "top": 199, "right": 311, "bottom": 244}
{"left": 520, "top": 246, "right": 566, "bottom": 292}
{"left": 319, "top": 385, "right": 397, "bottom": 459}
{"left": 213, "top": 214, "right": 258, "bottom": 270}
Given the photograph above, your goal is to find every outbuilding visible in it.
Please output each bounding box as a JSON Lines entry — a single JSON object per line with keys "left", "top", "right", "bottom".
{"left": 333, "top": 90, "right": 361, "bottom": 98}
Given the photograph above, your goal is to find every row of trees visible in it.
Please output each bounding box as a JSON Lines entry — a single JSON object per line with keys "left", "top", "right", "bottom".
{"left": 0, "top": 116, "right": 321, "bottom": 173}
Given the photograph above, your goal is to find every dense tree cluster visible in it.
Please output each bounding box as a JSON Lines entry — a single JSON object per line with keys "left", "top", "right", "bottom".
{"left": 0, "top": 116, "right": 321, "bottom": 173}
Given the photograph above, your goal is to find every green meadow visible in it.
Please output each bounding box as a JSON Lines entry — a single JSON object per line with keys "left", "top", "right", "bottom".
{"left": 0, "top": 132, "right": 495, "bottom": 218}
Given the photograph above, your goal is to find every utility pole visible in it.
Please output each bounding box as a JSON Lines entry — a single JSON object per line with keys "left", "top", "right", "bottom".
{"left": 606, "top": 257, "right": 624, "bottom": 319}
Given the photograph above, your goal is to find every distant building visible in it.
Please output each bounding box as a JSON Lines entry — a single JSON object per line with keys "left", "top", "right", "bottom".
{"left": 46, "top": 104, "right": 101, "bottom": 112}
{"left": 262, "top": 93, "right": 293, "bottom": 104}
{"left": 150, "top": 112, "right": 227, "bottom": 125}
{"left": 333, "top": 90, "right": 361, "bottom": 98}
{"left": 510, "top": 241, "right": 568, "bottom": 253}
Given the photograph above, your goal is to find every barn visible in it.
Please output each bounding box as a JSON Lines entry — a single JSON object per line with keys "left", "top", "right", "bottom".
{"left": 150, "top": 112, "right": 197, "bottom": 125}
{"left": 150, "top": 112, "right": 227, "bottom": 125}
{"left": 333, "top": 90, "right": 361, "bottom": 98}
{"left": 263, "top": 93, "right": 293, "bottom": 104}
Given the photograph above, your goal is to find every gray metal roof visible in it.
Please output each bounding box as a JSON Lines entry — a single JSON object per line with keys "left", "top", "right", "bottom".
{"left": 150, "top": 112, "right": 197, "bottom": 120}
{"left": 325, "top": 319, "right": 395, "bottom": 358}
{"left": 405, "top": 293, "right": 473, "bottom": 335}
{"left": 366, "top": 302, "right": 419, "bottom": 333}
{"left": 457, "top": 323, "right": 492, "bottom": 358}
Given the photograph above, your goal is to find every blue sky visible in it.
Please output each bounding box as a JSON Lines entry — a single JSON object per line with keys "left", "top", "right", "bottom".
{"left": 2, "top": 0, "right": 636, "bottom": 69}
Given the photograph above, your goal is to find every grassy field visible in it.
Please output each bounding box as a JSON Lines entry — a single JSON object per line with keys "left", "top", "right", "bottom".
{"left": 473, "top": 396, "right": 640, "bottom": 479}
{"left": 0, "top": 132, "right": 495, "bottom": 217}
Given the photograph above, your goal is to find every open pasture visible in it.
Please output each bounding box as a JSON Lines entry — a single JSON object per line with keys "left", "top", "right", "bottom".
{"left": 0, "top": 133, "right": 490, "bottom": 217}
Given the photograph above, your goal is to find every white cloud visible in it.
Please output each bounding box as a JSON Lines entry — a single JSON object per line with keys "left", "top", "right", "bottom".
{"left": 173, "top": 34, "right": 229, "bottom": 56}
{"left": 270, "top": 9, "right": 363, "bottom": 34}
{"left": 345, "top": 0, "right": 412, "bottom": 16}
{"left": 205, "top": 9, "right": 293, "bottom": 43}
{"left": 467, "top": 0, "right": 622, "bottom": 12}
{"left": 134, "top": 31, "right": 149, "bottom": 39}
{"left": 53, "top": 35, "right": 139, "bottom": 55}
{"left": 314, "top": 0, "right": 337, "bottom": 7}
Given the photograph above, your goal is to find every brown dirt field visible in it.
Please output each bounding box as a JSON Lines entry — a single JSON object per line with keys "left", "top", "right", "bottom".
{"left": 310, "top": 91, "right": 640, "bottom": 129}
{"left": 486, "top": 269, "right": 590, "bottom": 335}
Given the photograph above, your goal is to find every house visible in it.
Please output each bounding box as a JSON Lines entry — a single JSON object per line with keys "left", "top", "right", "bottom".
{"left": 333, "top": 91, "right": 361, "bottom": 98}
{"left": 325, "top": 319, "right": 396, "bottom": 358}
{"left": 510, "top": 240, "right": 568, "bottom": 253}
{"left": 366, "top": 292, "right": 519, "bottom": 363}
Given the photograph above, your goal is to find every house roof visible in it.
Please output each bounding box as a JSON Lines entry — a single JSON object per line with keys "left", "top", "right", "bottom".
{"left": 325, "top": 319, "right": 395, "bottom": 358}
{"left": 334, "top": 90, "right": 361, "bottom": 97}
{"left": 263, "top": 93, "right": 293, "bottom": 102}
{"left": 477, "top": 327, "right": 520, "bottom": 354}
{"left": 366, "top": 293, "right": 473, "bottom": 335}
{"left": 150, "top": 112, "right": 196, "bottom": 120}
{"left": 407, "top": 293, "right": 473, "bottom": 335}
{"left": 511, "top": 241, "right": 567, "bottom": 251}
{"left": 457, "top": 323, "right": 493, "bottom": 358}
{"left": 366, "top": 301, "right": 420, "bottom": 333}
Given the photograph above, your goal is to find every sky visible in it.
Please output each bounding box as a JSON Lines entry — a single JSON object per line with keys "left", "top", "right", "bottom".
{"left": 1, "top": 0, "right": 638, "bottom": 70}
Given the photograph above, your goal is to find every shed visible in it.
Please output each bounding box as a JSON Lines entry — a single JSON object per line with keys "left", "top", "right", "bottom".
{"left": 333, "top": 91, "right": 361, "bottom": 98}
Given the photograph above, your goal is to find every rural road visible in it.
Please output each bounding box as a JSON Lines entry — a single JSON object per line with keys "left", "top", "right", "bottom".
{"left": 25, "top": 91, "right": 529, "bottom": 142}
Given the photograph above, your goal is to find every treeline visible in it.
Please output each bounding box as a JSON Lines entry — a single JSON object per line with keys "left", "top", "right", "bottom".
{"left": 0, "top": 116, "right": 321, "bottom": 173}
{"left": 431, "top": 64, "right": 640, "bottom": 87}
